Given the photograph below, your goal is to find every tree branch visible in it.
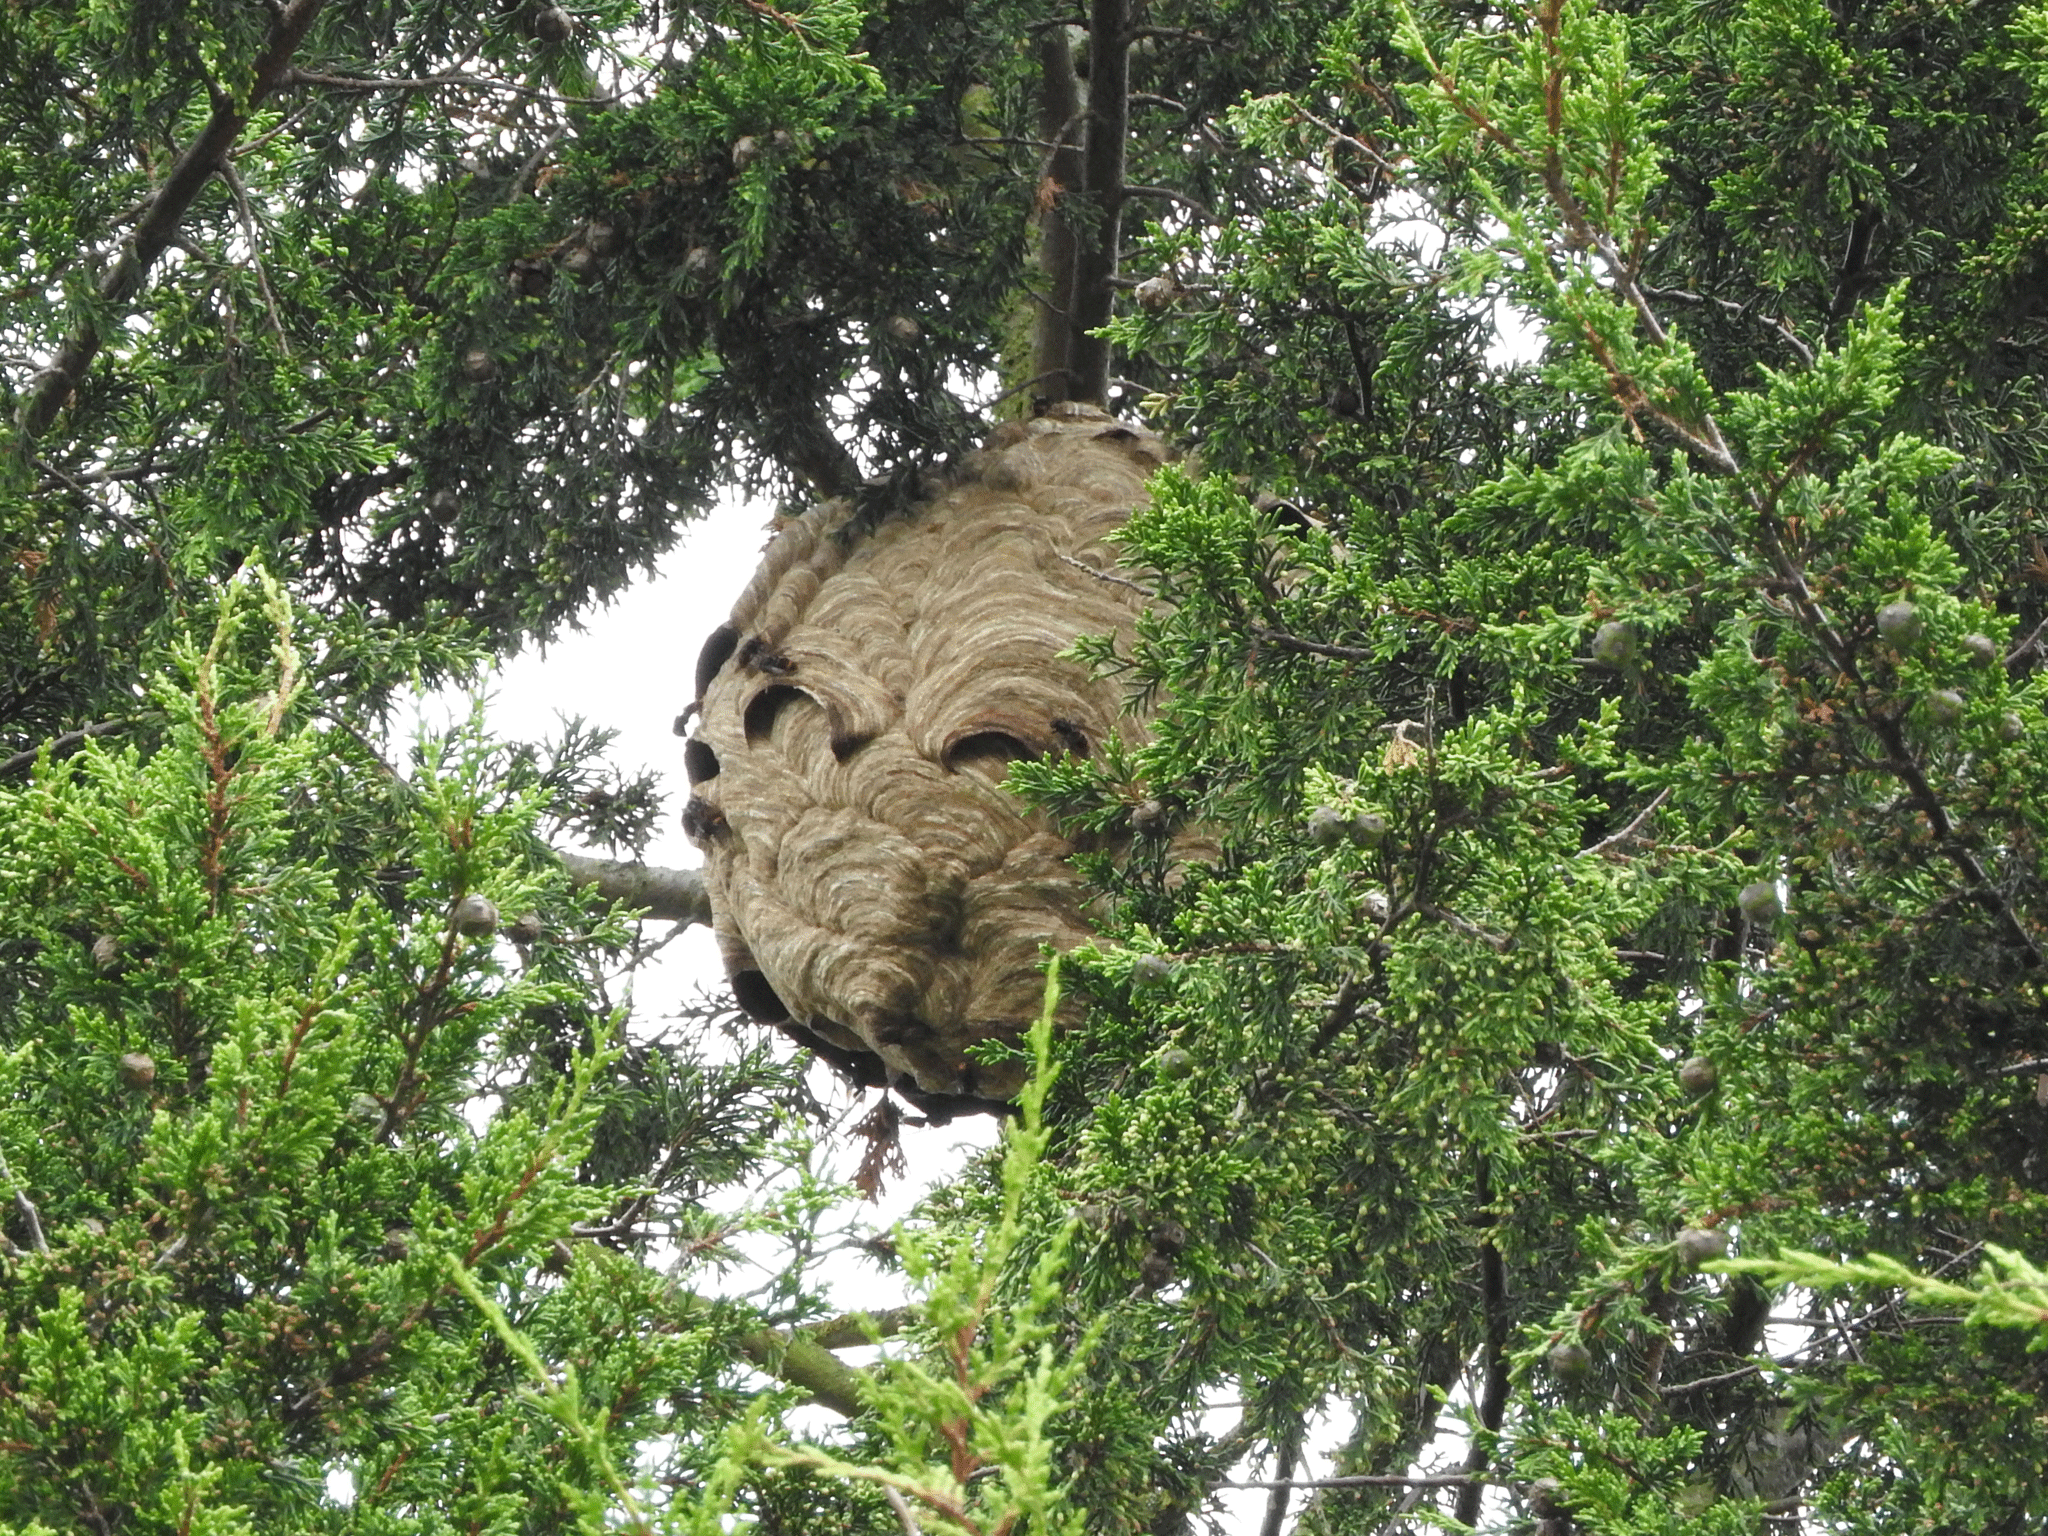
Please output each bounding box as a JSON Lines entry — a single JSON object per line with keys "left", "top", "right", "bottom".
{"left": 736, "top": 1325, "right": 871, "bottom": 1417}
{"left": 1249, "top": 624, "right": 1375, "bottom": 662}
{"left": 1222, "top": 1474, "right": 1475, "bottom": 1491}
{"left": 1640, "top": 284, "right": 1814, "bottom": 368}
{"left": 1581, "top": 788, "right": 1671, "bottom": 858}
{"left": 0, "top": 720, "right": 131, "bottom": 779}
{"left": 557, "top": 851, "right": 711, "bottom": 926}
{"left": 0, "top": 1147, "right": 49, "bottom": 1255}
{"left": 1123, "top": 183, "right": 1216, "bottom": 221}
{"left": 18, "top": 0, "right": 329, "bottom": 439}
{"left": 1257, "top": 1431, "right": 1301, "bottom": 1536}
{"left": 883, "top": 1486, "right": 924, "bottom": 1536}
{"left": 1456, "top": 1163, "right": 1511, "bottom": 1526}
{"left": 805, "top": 1305, "right": 914, "bottom": 1349}
{"left": 284, "top": 67, "right": 618, "bottom": 106}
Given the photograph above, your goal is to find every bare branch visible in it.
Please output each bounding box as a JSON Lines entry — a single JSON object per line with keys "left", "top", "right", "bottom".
{"left": 883, "top": 1487, "right": 923, "bottom": 1536}
{"left": 1661, "top": 1362, "right": 1767, "bottom": 1397}
{"left": 1249, "top": 624, "right": 1375, "bottom": 662}
{"left": 0, "top": 1148, "right": 50, "bottom": 1255}
{"left": 284, "top": 67, "right": 620, "bottom": 106}
{"left": 218, "top": 160, "right": 292, "bottom": 357}
{"left": 1258, "top": 1433, "right": 1300, "bottom": 1536}
{"left": 1221, "top": 1473, "right": 1475, "bottom": 1491}
{"left": 1124, "top": 184, "right": 1216, "bottom": 222}
{"left": 558, "top": 851, "right": 711, "bottom": 926}
{"left": 0, "top": 720, "right": 132, "bottom": 779}
{"left": 1641, "top": 284, "right": 1815, "bottom": 368}
{"left": 1582, "top": 788, "right": 1671, "bottom": 858}
{"left": 1056, "top": 550, "right": 1152, "bottom": 597}
{"left": 1456, "top": 1163, "right": 1512, "bottom": 1525}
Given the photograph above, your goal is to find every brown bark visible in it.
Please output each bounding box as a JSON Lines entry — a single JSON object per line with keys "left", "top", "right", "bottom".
{"left": 557, "top": 850, "right": 711, "bottom": 926}
{"left": 1064, "top": 0, "right": 1132, "bottom": 407}
{"left": 1032, "top": 29, "right": 1086, "bottom": 402}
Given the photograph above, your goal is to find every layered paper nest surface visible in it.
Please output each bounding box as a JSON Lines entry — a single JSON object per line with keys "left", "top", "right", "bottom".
{"left": 685, "top": 404, "right": 1173, "bottom": 1118}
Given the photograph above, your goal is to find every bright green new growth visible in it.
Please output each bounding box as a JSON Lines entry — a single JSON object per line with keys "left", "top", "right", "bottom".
{"left": 1718, "top": 1246, "right": 2048, "bottom": 1341}
{"left": 0, "top": 579, "right": 819, "bottom": 1532}
{"left": 711, "top": 961, "right": 1093, "bottom": 1536}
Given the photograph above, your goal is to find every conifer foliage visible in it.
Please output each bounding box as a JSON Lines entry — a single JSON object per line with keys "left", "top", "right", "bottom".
{"left": 3, "top": 0, "right": 2048, "bottom": 1532}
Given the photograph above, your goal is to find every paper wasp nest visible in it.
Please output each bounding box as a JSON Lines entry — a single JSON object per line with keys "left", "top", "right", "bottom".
{"left": 685, "top": 404, "right": 1173, "bottom": 1119}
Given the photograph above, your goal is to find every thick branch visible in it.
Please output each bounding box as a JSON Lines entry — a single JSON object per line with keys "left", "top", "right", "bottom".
{"left": 737, "top": 1326, "right": 870, "bottom": 1417}
{"left": 19, "top": 0, "right": 329, "bottom": 439}
{"left": 1455, "top": 1176, "right": 1511, "bottom": 1525}
{"left": 558, "top": 851, "right": 711, "bottom": 926}
{"left": 806, "top": 1305, "right": 914, "bottom": 1349}
{"left": 667, "top": 1295, "right": 904, "bottom": 1417}
{"left": 1257, "top": 1433, "right": 1301, "bottom": 1536}
{"left": 775, "top": 406, "right": 864, "bottom": 500}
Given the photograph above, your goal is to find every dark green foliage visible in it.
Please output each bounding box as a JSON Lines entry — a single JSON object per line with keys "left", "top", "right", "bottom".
{"left": 997, "top": 0, "right": 2048, "bottom": 1528}
{"left": 7, "top": 0, "right": 2048, "bottom": 1530}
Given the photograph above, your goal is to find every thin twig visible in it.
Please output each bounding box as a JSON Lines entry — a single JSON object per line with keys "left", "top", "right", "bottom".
{"left": 1582, "top": 788, "right": 1671, "bottom": 858}
{"left": 883, "top": 1485, "right": 923, "bottom": 1536}
{"left": 506, "top": 126, "right": 567, "bottom": 204}
{"left": 1289, "top": 106, "right": 1406, "bottom": 188}
{"left": 217, "top": 160, "right": 292, "bottom": 356}
{"left": 1640, "top": 284, "right": 1815, "bottom": 368}
{"left": 1221, "top": 1474, "right": 1476, "bottom": 1491}
{"left": 1249, "top": 623, "right": 1375, "bottom": 662}
{"left": 1124, "top": 183, "right": 1216, "bottom": 221}
{"left": 2003, "top": 613, "right": 2048, "bottom": 672}
{"left": 0, "top": 1148, "right": 50, "bottom": 1254}
{"left": 1056, "top": 551, "right": 1152, "bottom": 597}
{"left": 1661, "top": 1362, "right": 1766, "bottom": 1397}
{"left": 284, "top": 67, "right": 621, "bottom": 107}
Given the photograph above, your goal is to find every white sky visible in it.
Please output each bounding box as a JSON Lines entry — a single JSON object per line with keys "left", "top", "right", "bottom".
{"left": 410, "top": 490, "right": 1003, "bottom": 1245}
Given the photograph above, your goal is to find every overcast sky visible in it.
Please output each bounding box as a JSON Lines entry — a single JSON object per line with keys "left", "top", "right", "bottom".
{"left": 401, "top": 485, "right": 1379, "bottom": 1526}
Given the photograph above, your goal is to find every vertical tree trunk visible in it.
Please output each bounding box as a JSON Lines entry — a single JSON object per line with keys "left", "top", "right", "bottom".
{"left": 1065, "top": 0, "right": 1130, "bottom": 406}
{"left": 1031, "top": 0, "right": 1129, "bottom": 409}
{"left": 1032, "top": 28, "right": 1086, "bottom": 404}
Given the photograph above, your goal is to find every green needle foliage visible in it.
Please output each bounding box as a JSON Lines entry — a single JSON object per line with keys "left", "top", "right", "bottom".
{"left": 0, "top": 579, "right": 823, "bottom": 1532}
{"left": 715, "top": 964, "right": 1094, "bottom": 1536}
{"left": 7, "top": 0, "right": 2048, "bottom": 1531}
